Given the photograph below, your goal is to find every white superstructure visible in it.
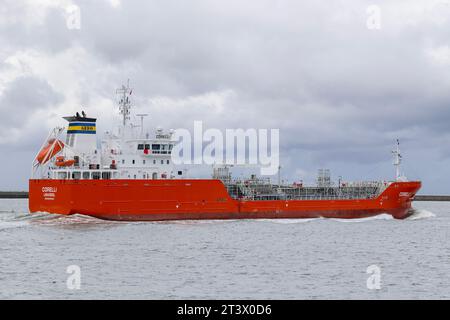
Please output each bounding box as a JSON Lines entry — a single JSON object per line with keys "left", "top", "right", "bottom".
{"left": 32, "top": 83, "right": 184, "bottom": 181}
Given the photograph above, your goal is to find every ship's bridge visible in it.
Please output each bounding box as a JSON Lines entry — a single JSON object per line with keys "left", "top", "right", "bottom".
{"left": 100, "top": 127, "right": 182, "bottom": 180}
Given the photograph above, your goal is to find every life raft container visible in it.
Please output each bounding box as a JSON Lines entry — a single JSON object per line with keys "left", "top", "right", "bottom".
{"left": 36, "top": 139, "right": 64, "bottom": 164}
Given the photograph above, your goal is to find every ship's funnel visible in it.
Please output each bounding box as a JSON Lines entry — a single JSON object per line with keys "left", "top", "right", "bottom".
{"left": 63, "top": 114, "right": 97, "bottom": 154}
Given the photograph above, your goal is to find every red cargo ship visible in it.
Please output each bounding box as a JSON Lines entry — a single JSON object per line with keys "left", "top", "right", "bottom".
{"left": 29, "top": 84, "right": 421, "bottom": 220}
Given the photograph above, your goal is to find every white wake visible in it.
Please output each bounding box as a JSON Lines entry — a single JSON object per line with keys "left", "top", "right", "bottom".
{"left": 406, "top": 208, "right": 436, "bottom": 220}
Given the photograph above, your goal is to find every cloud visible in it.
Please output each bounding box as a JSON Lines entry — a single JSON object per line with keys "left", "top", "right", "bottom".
{"left": 0, "top": 75, "right": 63, "bottom": 145}
{"left": 0, "top": 0, "right": 450, "bottom": 192}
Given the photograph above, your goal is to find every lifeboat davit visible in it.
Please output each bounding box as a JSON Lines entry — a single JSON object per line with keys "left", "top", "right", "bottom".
{"left": 55, "top": 156, "right": 75, "bottom": 167}
{"left": 37, "top": 139, "right": 64, "bottom": 164}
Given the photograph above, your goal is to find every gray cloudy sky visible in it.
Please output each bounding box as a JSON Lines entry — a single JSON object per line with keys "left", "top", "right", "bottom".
{"left": 1, "top": 0, "right": 450, "bottom": 193}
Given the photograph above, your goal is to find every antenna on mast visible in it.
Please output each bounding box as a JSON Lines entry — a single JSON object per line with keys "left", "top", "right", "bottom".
{"left": 116, "top": 80, "right": 133, "bottom": 126}
{"left": 392, "top": 139, "right": 402, "bottom": 181}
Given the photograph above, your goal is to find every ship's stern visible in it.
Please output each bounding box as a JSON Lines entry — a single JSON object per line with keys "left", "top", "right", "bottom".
{"left": 29, "top": 179, "right": 72, "bottom": 215}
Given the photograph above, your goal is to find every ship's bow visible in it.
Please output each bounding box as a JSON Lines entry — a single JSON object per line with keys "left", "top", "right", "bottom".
{"left": 387, "top": 181, "right": 422, "bottom": 219}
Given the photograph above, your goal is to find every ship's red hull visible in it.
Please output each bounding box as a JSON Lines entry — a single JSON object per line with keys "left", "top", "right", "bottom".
{"left": 29, "top": 179, "right": 421, "bottom": 220}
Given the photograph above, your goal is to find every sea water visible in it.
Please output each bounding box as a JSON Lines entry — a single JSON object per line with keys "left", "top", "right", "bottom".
{"left": 0, "top": 199, "right": 448, "bottom": 299}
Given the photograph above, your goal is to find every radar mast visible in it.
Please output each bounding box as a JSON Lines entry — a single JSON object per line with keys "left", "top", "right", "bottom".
{"left": 392, "top": 139, "right": 402, "bottom": 181}
{"left": 116, "top": 80, "right": 133, "bottom": 126}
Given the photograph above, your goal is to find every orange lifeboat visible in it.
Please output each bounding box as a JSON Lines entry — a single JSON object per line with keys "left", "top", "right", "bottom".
{"left": 37, "top": 139, "right": 64, "bottom": 164}
{"left": 55, "top": 156, "right": 75, "bottom": 167}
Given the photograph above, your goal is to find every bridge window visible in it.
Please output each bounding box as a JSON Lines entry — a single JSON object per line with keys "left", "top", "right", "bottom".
{"left": 145, "top": 144, "right": 150, "bottom": 149}
{"left": 82, "top": 172, "right": 90, "bottom": 179}
{"left": 137, "top": 144, "right": 144, "bottom": 150}
{"left": 152, "top": 144, "right": 161, "bottom": 154}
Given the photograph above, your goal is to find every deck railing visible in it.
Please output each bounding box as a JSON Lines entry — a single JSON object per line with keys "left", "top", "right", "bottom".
{"left": 223, "top": 178, "right": 388, "bottom": 201}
